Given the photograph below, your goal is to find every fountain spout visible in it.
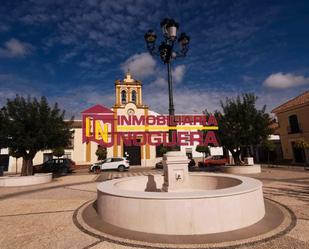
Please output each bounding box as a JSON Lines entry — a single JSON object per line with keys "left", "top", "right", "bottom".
{"left": 162, "top": 151, "right": 190, "bottom": 192}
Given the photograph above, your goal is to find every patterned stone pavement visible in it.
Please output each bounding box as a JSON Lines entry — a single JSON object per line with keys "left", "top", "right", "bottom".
{"left": 0, "top": 167, "right": 308, "bottom": 249}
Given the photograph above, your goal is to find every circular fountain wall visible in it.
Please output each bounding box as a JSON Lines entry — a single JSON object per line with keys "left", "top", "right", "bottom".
{"left": 97, "top": 173, "right": 265, "bottom": 235}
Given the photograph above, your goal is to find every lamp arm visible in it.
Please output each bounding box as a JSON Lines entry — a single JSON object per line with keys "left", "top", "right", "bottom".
{"left": 174, "top": 46, "right": 189, "bottom": 58}
{"left": 146, "top": 43, "right": 159, "bottom": 56}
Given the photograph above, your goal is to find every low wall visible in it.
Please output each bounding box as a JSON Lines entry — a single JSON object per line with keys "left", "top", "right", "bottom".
{"left": 221, "top": 165, "right": 261, "bottom": 174}
{"left": 0, "top": 173, "right": 52, "bottom": 187}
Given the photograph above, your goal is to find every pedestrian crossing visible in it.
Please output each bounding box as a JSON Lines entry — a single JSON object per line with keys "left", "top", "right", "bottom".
{"left": 95, "top": 169, "right": 163, "bottom": 182}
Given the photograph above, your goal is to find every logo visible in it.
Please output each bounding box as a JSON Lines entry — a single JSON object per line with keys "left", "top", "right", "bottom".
{"left": 82, "top": 104, "right": 115, "bottom": 147}
{"left": 82, "top": 104, "right": 219, "bottom": 147}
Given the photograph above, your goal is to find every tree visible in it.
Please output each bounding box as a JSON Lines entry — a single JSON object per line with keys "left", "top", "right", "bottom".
{"left": 3, "top": 96, "right": 73, "bottom": 176}
{"left": 196, "top": 145, "right": 210, "bottom": 162}
{"left": 0, "top": 107, "right": 9, "bottom": 151}
{"left": 52, "top": 147, "right": 65, "bottom": 159}
{"left": 215, "top": 93, "right": 273, "bottom": 165}
{"left": 155, "top": 144, "right": 169, "bottom": 157}
{"left": 262, "top": 139, "right": 276, "bottom": 166}
{"left": 96, "top": 146, "right": 107, "bottom": 161}
{"left": 294, "top": 140, "right": 309, "bottom": 150}
{"left": 159, "top": 145, "right": 169, "bottom": 155}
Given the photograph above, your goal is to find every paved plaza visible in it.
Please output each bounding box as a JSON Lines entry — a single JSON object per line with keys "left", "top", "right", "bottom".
{"left": 0, "top": 167, "right": 309, "bottom": 249}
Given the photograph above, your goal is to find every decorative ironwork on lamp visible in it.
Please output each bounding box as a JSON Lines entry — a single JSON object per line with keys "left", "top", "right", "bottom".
{"left": 144, "top": 18, "right": 190, "bottom": 146}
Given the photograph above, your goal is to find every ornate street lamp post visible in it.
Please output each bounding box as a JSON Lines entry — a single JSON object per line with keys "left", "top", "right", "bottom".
{"left": 144, "top": 18, "right": 190, "bottom": 144}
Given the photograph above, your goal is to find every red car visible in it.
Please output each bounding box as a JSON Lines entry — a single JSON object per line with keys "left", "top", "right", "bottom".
{"left": 199, "top": 155, "right": 227, "bottom": 167}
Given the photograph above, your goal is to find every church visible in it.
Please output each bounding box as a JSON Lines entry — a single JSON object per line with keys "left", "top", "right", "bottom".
{"left": 5, "top": 71, "right": 223, "bottom": 172}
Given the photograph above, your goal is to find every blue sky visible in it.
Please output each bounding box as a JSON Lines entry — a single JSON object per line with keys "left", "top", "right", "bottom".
{"left": 0, "top": 0, "right": 309, "bottom": 118}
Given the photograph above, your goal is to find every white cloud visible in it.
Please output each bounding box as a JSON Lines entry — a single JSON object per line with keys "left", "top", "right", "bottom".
{"left": 172, "top": 65, "right": 186, "bottom": 83}
{"left": 263, "top": 72, "right": 309, "bottom": 89}
{"left": 143, "top": 87, "right": 228, "bottom": 114}
{"left": 0, "top": 73, "right": 114, "bottom": 119}
{"left": 121, "top": 52, "right": 186, "bottom": 88}
{"left": 151, "top": 65, "right": 186, "bottom": 87}
{"left": 152, "top": 77, "right": 167, "bottom": 86}
{"left": 0, "top": 73, "right": 41, "bottom": 107}
{"left": 0, "top": 38, "right": 33, "bottom": 58}
{"left": 51, "top": 86, "right": 115, "bottom": 118}
{"left": 121, "top": 53, "right": 156, "bottom": 79}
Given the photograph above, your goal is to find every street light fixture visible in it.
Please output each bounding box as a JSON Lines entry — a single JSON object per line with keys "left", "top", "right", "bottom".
{"left": 144, "top": 18, "right": 190, "bottom": 146}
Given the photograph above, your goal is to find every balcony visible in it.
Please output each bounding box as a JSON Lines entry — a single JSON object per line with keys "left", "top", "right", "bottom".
{"left": 287, "top": 123, "right": 302, "bottom": 134}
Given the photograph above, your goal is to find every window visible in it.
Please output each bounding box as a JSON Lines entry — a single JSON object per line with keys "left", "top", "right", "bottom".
{"left": 131, "top": 90, "right": 137, "bottom": 103}
{"left": 46, "top": 160, "right": 54, "bottom": 165}
{"left": 43, "top": 153, "right": 53, "bottom": 162}
{"left": 289, "top": 115, "right": 300, "bottom": 133}
{"left": 121, "top": 90, "right": 127, "bottom": 104}
{"left": 112, "top": 158, "right": 123, "bottom": 162}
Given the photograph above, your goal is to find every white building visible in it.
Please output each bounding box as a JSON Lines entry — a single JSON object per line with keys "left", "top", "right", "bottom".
{"left": 3, "top": 71, "right": 223, "bottom": 173}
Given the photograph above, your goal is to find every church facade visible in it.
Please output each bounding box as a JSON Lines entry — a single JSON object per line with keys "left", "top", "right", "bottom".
{"left": 5, "top": 72, "right": 223, "bottom": 172}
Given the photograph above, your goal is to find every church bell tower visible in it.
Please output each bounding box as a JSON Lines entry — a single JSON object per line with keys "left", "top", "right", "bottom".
{"left": 112, "top": 71, "right": 150, "bottom": 162}
{"left": 113, "top": 70, "right": 147, "bottom": 109}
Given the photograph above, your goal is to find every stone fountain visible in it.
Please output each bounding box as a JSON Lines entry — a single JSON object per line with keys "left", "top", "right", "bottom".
{"left": 96, "top": 151, "right": 265, "bottom": 235}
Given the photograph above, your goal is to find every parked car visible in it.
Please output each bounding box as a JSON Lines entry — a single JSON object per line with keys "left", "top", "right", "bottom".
{"left": 198, "top": 155, "right": 227, "bottom": 167}
{"left": 155, "top": 161, "right": 163, "bottom": 169}
{"left": 35, "top": 158, "right": 76, "bottom": 175}
{"left": 188, "top": 158, "right": 196, "bottom": 168}
{"left": 89, "top": 157, "right": 130, "bottom": 173}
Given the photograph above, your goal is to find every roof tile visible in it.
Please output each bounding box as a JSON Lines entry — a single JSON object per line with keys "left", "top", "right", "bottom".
{"left": 81, "top": 104, "right": 114, "bottom": 114}
{"left": 272, "top": 90, "right": 309, "bottom": 113}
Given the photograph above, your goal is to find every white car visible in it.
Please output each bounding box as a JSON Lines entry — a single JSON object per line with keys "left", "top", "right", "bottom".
{"left": 89, "top": 157, "right": 130, "bottom": 173}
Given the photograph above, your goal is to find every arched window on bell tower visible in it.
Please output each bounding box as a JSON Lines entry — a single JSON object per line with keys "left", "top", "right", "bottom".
{"left": 121, "top": 90, "right": 126, "bottom": 104}
{"left": 131, "top": 90, "right": 137, "bottom": 103}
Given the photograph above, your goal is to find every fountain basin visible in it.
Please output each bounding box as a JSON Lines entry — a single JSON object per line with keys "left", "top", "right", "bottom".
{"left": 221, "top": 165, "right": 261, "bottom": 174}
{"left": 97, "top": 173, "right": 265, "bottom": 235}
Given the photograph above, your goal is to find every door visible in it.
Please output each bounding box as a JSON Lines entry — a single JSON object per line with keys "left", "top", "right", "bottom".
{"left": 102, "top": 158, "right": 114, "bottom": 170}
{"left": 123, "top": 140, "right": 141, "bottom": 166}
{"left": 292, "top": 142, "right": 305, "bottom": 163}
{"left": 0, "top": 155, "right": 9, "bottom": 171}
{"left": 44, "top": 160, "right": 54, "bottom": 172}
{"left": 218, "top": 156, "right": 226, "bottom": 165}
{"left": 213, "top": 156, "right": 220, "bottom": 165}
{"left": 110, "top": 158, "right": 122, "bottom": 169}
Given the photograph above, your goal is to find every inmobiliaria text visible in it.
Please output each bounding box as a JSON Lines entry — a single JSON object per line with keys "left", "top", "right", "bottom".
{"left": 83, "top": 114, "right": 219, "bottom": 147}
